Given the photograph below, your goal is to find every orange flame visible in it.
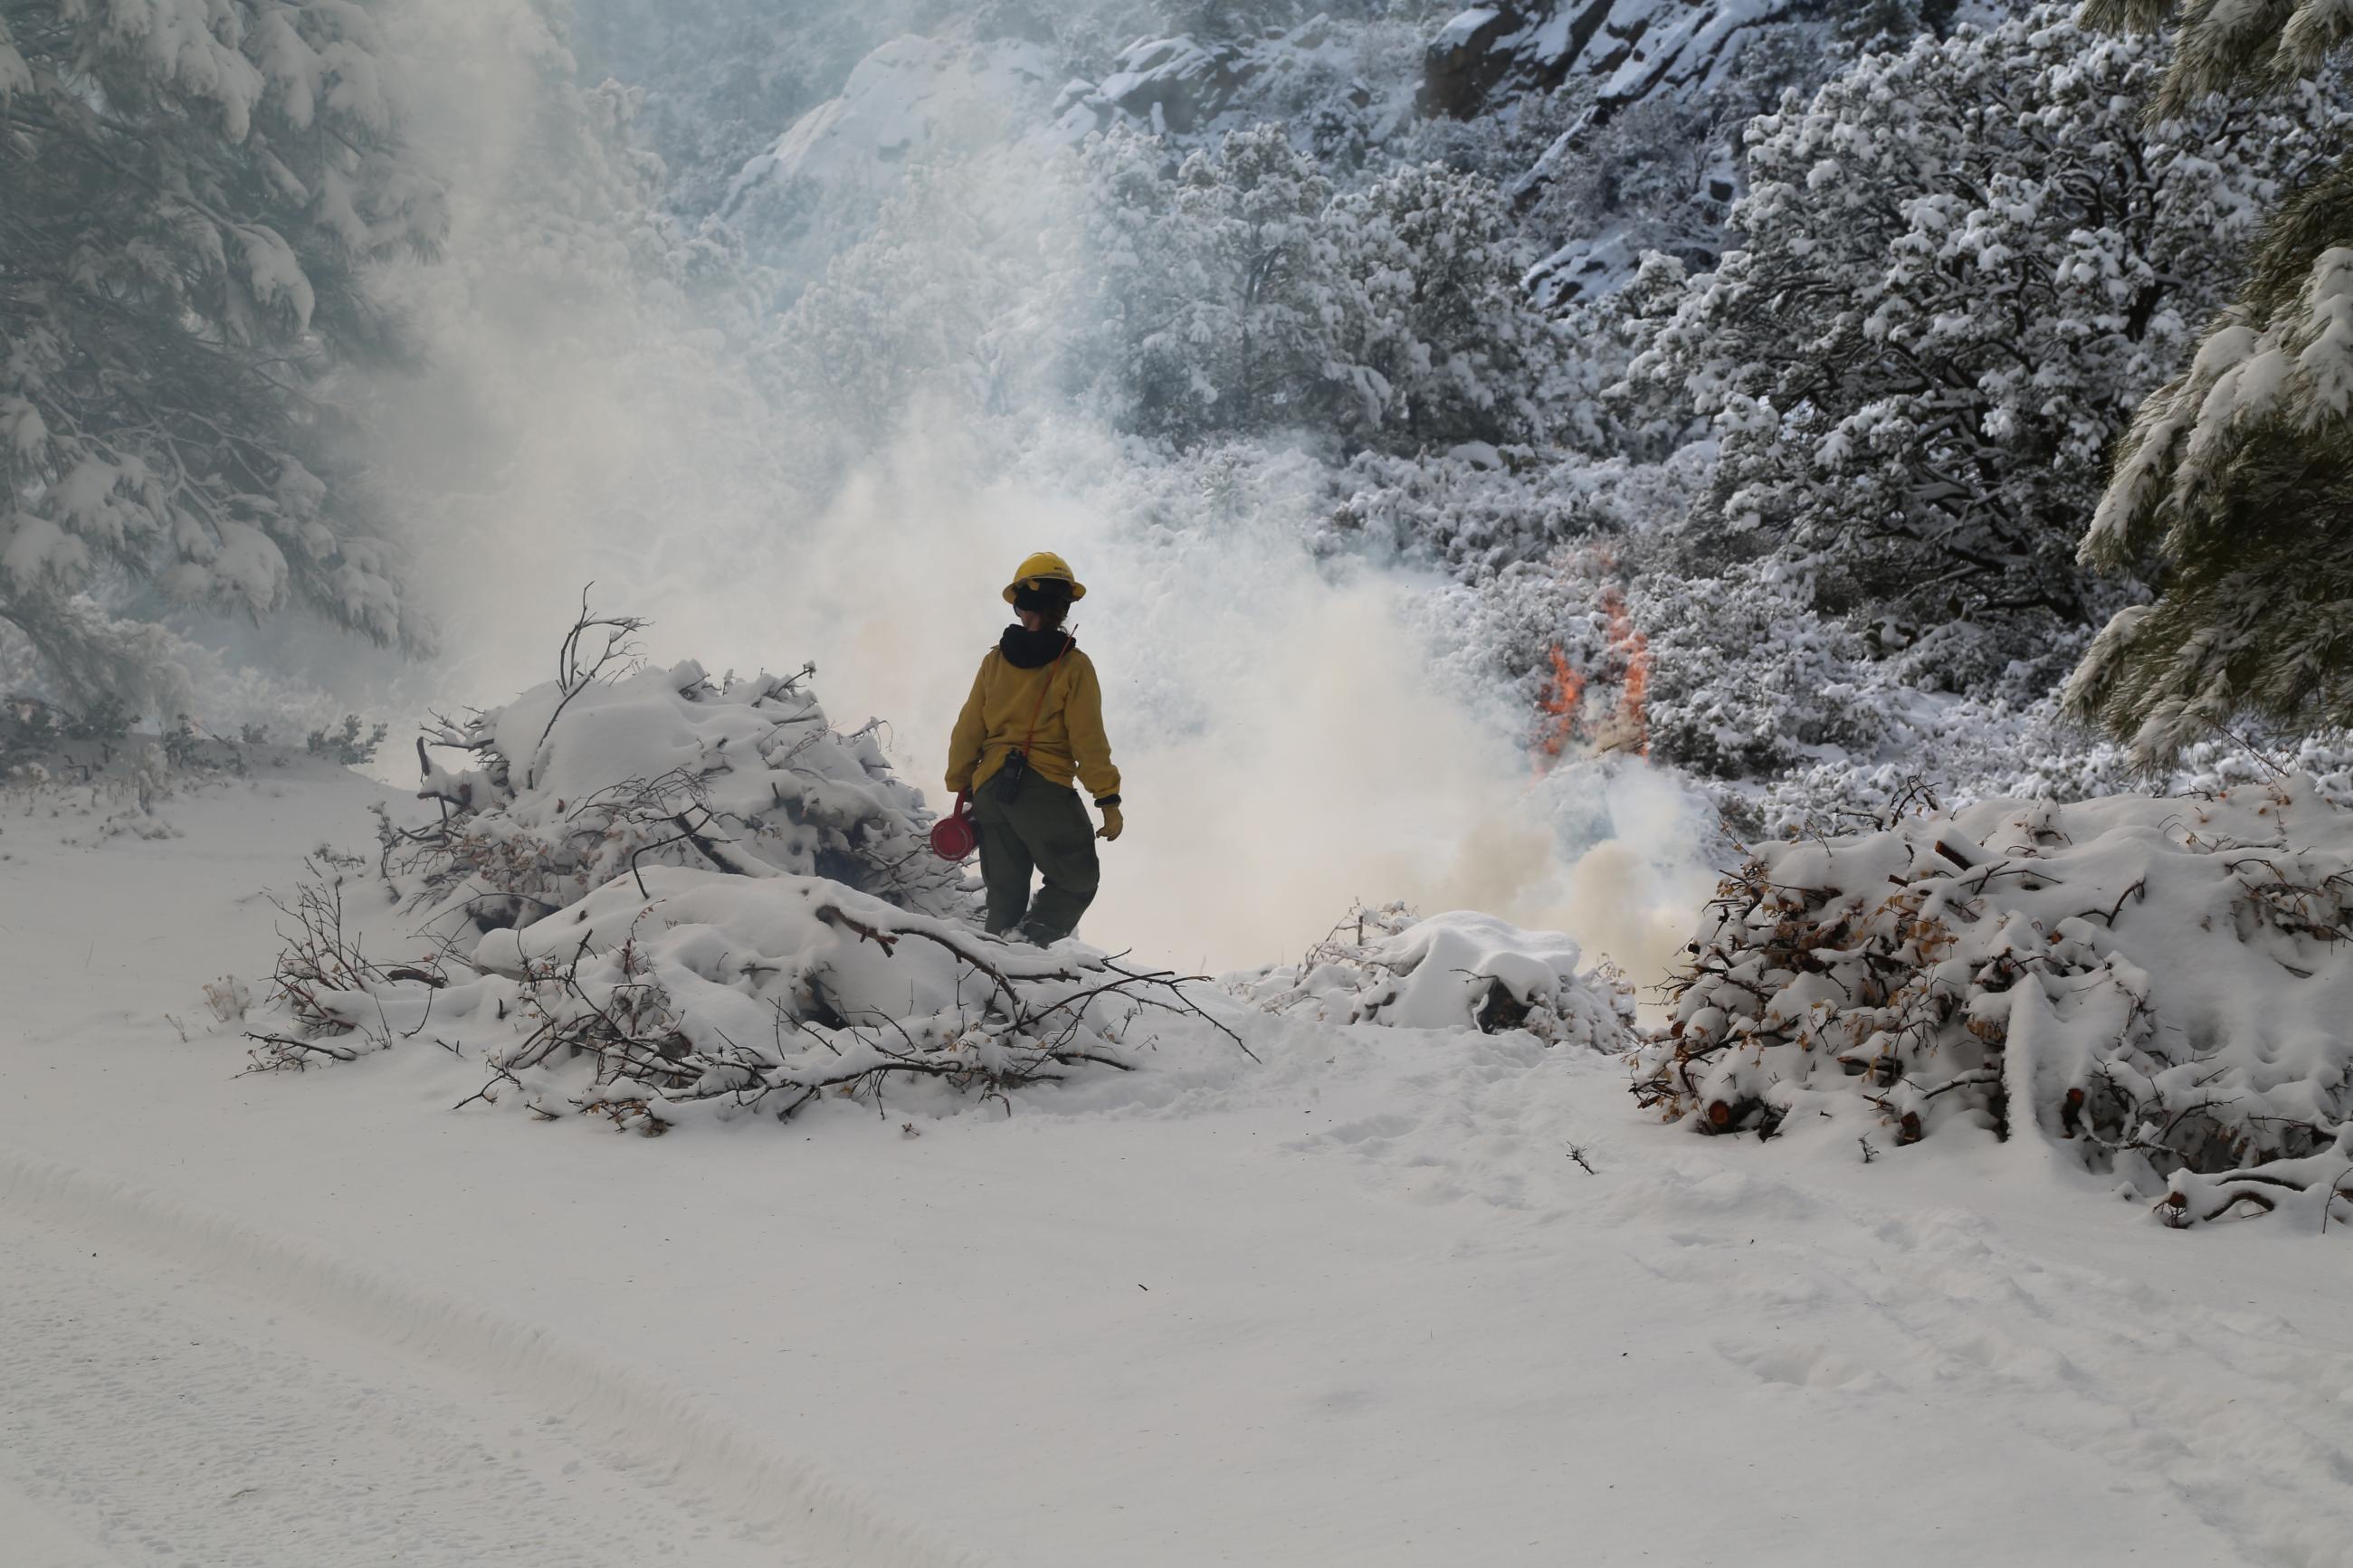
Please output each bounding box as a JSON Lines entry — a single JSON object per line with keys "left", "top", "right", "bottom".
{"left": 1599, "top": 586, "right": 1651, "bottom": 760}
{"left": 1535, "top": 642, "right": 1586, "bottom": 763}
{"left": 1531, "top": 585, "right": 1651, "bottom": 769}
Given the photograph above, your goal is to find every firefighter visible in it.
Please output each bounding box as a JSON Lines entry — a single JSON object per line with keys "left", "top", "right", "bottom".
{"left": 945, "top": 552, "right": 1122, "bottom": 944}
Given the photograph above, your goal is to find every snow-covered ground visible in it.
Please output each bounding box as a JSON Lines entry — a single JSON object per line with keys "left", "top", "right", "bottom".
{"left": 5, "top": 767, "right": 2352, "bottom": 1566}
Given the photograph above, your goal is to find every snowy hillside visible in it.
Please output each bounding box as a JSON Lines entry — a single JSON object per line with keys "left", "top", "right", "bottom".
{"left": 708, "top": 0, "right": 1858, "bottom": 303}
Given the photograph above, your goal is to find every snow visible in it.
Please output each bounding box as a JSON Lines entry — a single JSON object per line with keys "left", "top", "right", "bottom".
{"left": 1232, "top": 905, "right": 1634, "bottom": 1047}
{"left": 5, "top": 765, "right": 2353, "bottom": 1564}
{"left": 0, "top": 1205, "right": 780, "bottom": 1568}
{"left": 1435, "top": 8, "right": 1509, "bottom": 52}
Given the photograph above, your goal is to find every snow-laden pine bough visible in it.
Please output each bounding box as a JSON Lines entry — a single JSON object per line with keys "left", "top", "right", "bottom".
{"left": 1634, "top": 784, "right": 2353, "bottom": 1228}
{"left": 249, "top": 610, "right": 1257, "bottom": 1129}
{"left": 1230, "top": 903, "right": 1636, "bottom": 1050}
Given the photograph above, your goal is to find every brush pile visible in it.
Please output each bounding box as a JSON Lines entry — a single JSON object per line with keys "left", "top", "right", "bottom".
{"left": 1231, "top": 904, "right": 1635, "bottom": 1050}
{"left": 394, "top": 604, "right": 968, "bottom": 936}
{"left": 1634, "top": 784, "right": 2353, "bottom": 1226}
{"left": 250, "top": 607, "right": 1255, "bottom": 1132}
{"left": 252, "top": 865, "right": 1247, "bottom": 1132}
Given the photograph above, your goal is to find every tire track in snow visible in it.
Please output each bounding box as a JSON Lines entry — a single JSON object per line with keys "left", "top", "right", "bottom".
{"left": 0, "top": 1151, "right": 1015, "bottom": 1568}
{"left": 0, "top": 1212, "right": 772, "bottom": 1567}
{"left": 0, "top": 1468, "right": 125, "bottom": 1568}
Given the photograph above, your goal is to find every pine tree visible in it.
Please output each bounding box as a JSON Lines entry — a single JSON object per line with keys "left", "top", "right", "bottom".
{"left": 2067, "top": 0, "right": 2353, "bottom": 759}
{"left": 0, "top": 1, "right": 444, "bottom": 715}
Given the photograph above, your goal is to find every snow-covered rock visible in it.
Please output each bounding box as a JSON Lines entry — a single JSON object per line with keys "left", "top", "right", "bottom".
{"left": 1049, "top": 19, "right": 1414, "bottom": 147}
{"left": 1231, "top": 905, "right": 1636, "bottom": 1050}
{"left": 1635, "top": 783, "right": 2353, "bottom": 1225}
{"left": 1423, "top": 0, "right": 1813, "bottom": 121}
{"left": 1421, "top": 0, "right": 1833, "bottom": 302}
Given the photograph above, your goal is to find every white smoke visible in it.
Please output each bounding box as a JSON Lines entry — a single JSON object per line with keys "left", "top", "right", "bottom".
{"left": 771, "top": 412, "right": 1720, "bottom": 983}
{"left": 342, "top": 2, "right": 1720, "bottom": 985}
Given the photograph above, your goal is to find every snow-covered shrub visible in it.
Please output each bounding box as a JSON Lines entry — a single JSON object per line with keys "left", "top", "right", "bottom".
{"left": 1, "top": 694, "right": 131, "bottom": 778}
{"left": 1231, "top": 905, "right": 1636, "bottom": 1050}
{"left": 1414, "top": 555, "right": 1621, "bottom": 728}
{"left": 1703, "top": 690, "right": 2353, "bottom": 849}
{"left": 1322, "top": 447, "right": 1584, "bottom": 574}
{"left": 253, "top": 865, "right": 1252, "bottom": 1132}
{"left": 1633, "top": 561, "right": 1894, "bottom": 780}
{"left": 309, "top": 717, "right": 390, "bottom": 767}
{"left": 399, "top": 613, "right": 967, "bottom": 936}
{"left": 2173, "top": 733, "right": 2353, "bottom": 809}
{"left": 1634, "top": 784, "right": 2353, "bottom": 1226}
{"left": 1319, "top": 161, "right": 1552, "bottom": 447}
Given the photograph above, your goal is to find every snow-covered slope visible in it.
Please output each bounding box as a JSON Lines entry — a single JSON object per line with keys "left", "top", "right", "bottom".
{"left": 1425, "top": 0, "right": 1848, "bottom": 302}
{"left": 719, "top": 14, "right": 1424, "bottom": 272}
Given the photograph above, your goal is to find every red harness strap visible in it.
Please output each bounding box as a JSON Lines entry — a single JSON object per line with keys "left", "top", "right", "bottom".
{"left": 1013, "top": 641, "right": 1071, "bottom": 771}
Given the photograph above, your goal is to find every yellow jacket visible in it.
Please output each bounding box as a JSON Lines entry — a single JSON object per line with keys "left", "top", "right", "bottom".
{"left": 946, "top": 638, "right": 1121, "bottom": 802}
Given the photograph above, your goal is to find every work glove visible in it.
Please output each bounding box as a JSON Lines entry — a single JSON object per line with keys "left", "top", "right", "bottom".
{"left": 1096, "top": 803, "right": 1123, "bottom": 842}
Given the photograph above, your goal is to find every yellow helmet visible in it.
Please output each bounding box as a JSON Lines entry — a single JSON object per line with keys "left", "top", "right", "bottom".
{"left": 1003, "top": 551, "right": 1087, "bottom": 605}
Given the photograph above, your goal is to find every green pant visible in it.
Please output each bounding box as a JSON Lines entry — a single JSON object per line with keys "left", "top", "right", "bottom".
{"left": 971, "top": 769, "right": 1100, "bottom": 943}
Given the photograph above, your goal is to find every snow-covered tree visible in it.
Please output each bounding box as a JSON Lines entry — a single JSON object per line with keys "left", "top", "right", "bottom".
{"left": 0, "top": 0, "right": 446, "bottom": 713}
{"left": 1066, "top": 124, "right": 1565, "bottom": 450}
{"left": 1321, "top": 162, "right": 1553, "bottom": 446}
{"left": 1632, "top": 5, "right": 2345, "bottom": 687}
{"left": 1140, "top": 122, "right": 1337, "bottom": 440}
{"left": 1634, "top": 559, "right": 1895, "bottom": 780}
{"left": 2067, "top": 0, "right": 2353, "bottom": 759}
